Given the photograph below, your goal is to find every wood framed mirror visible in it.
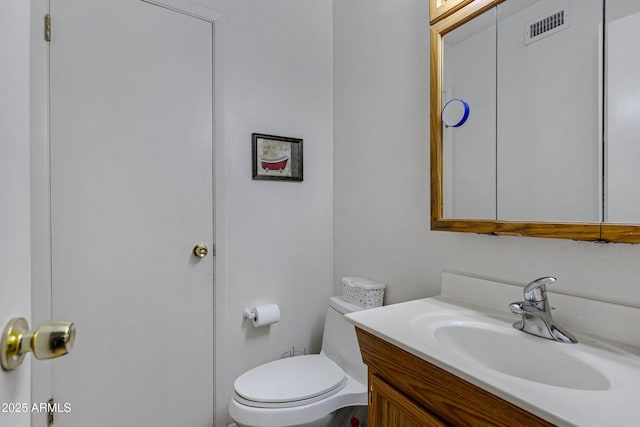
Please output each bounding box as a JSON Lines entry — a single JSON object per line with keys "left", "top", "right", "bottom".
{"left": 430, "top": 0, "right": 640, "bottom": 243}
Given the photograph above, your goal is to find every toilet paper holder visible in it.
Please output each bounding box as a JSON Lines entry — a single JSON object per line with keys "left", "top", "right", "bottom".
{"left": 243, "top": 304, "right": 280, "bottom": 327}
{"left": 243, "top": 308, "right": 257, "bottom": 321}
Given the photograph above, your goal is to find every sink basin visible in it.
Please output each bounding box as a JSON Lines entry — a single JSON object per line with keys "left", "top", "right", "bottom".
{"left": 431, "top": 320, "right": 610, "bottom": 390}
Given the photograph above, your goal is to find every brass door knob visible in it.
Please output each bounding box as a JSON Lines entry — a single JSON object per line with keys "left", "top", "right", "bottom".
{"left": 193, "top": 243, "right": 208, "bottom": 258}
{"left": 1, "top": 317, "right": 76, "bottom": 371}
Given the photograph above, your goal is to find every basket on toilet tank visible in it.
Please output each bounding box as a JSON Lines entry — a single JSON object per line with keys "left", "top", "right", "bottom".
{"left": 341, "top": 276, "right": 385, "bottom": 308}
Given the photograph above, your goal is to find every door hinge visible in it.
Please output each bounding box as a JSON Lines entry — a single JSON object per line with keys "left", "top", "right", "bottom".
{"left": 47, "top": 398, "right": 54, "bottom": 426}
{"left": 44, "top": 14, "right": 51, "bottom": 42}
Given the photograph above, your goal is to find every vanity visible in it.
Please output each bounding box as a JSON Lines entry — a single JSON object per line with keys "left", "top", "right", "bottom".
{"left": 346, "top": 273, "right": 640, "bottom": 426}
{"left": 356, "top": 329, "right": 552, "bottom": 426}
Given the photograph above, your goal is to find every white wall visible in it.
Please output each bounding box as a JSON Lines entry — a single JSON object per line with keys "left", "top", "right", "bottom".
{"left": 334, "top": 0, "right": 640, "bottom": 309}
{"left": 208, "top": 1, "right": 334, "bottom": 425}
{"left": 334, "top": 0, "right": 432, "bottom": 304}
{"left": 0, "top": 1, "right": 32, "bottom": 425}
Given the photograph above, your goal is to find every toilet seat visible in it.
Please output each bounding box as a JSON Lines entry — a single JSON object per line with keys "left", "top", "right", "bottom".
{"left": 233, "top": 354, "right": 347, "bottom": 408}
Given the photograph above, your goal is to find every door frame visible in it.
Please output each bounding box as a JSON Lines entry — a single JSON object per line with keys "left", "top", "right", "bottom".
{"left": 30, "top": 1, "right": 228, "bottom": 425}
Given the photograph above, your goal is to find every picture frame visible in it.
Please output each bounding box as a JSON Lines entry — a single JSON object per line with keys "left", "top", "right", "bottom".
{"left": 252, "top": 133, "right": 303, "bottom": 182}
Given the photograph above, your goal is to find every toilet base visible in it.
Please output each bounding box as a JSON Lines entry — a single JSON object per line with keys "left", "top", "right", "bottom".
{"left": 231, "top": 405, "right": 368, "bottom": 427}
{"left": 233, "top": 412, "right": 335, "bottom": 427}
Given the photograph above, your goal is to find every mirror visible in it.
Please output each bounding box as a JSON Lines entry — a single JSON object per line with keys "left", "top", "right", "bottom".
{"left": 442, "top": 8, "right": 496, "bottom": 220}
{"left": 496, "top": 0, "right": 601, "bottom": 223}
{"left": 605, "top": 0, "right": 640, "bottom": 223}
{"left": 431, "top": 0, "right": 640, "bottom": 242}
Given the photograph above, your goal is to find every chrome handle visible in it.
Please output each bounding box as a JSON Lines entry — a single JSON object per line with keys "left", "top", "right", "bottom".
{"left": 523, "top": 276, "right": 556, "bottom": 302}
{"left": 1, "top": 317, "right": 76, "bottom": 371}
{"left": 508, "top": 302, "right": 524, "bottom": 315}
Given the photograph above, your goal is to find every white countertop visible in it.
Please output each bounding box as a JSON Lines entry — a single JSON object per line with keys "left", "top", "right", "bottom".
{"left": 345, "top": 273, "right": 640, "bottom": 427}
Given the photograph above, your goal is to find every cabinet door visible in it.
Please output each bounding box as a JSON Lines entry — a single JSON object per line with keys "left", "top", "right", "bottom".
{"left": 370, "top": 375, "right": 448, "bottom": 427}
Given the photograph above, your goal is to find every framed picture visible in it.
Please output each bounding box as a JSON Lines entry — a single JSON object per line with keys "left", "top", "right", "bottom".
{"left": 252, "top": 133, "right": 303, "bottom": 182}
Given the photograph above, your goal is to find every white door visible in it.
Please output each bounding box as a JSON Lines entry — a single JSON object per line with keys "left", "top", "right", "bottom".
{"left": 50, "top": 0, "right": 214, "bottom": 425}
{"left": 0, "top": 2, "right": 31, "bottom": 426}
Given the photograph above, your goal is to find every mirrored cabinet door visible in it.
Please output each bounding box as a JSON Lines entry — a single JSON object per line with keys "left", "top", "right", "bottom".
{"left": 605, "top": 0, "right": 640, "bottom": 224}
{"left": 496, "top": 0, "right": 602, "bottom": 223}
{"left": 442, "top": 8, "right": 496, "bottom": 220}
{"left": 432, "top": 0, "right": 640, "bottom": 241}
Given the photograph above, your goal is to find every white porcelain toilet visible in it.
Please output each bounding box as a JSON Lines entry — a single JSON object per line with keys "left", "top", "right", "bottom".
{"left": 228, "top": 296, "right": 369, "bottom": 427}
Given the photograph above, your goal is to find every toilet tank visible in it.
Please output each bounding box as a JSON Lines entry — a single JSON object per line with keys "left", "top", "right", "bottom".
{"left": 320, "top": 296, "right": 367, "bottom": 385}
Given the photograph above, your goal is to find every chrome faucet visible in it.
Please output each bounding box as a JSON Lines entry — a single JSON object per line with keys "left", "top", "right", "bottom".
{"left": 508, "top": 277, "right": 578, "bottom": 343}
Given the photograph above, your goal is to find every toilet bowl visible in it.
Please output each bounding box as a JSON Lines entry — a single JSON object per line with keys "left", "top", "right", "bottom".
{"left": 229, "top": 296, "right": 369, "bottom": 427}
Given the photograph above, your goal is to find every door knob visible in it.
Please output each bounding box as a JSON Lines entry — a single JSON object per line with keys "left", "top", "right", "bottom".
{"left": 193, "top": 243, "right": 208, "bottom": 258}
{"left": 1, "top": 317, "right": 76, "bottom": 371}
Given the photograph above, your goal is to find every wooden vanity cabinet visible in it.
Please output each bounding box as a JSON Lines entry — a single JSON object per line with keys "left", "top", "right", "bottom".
{"left": 356, "top": 328, "right": 555, "bottom": 427}
{"left": 369, "top": 374, "right": 447, "bottom": 427}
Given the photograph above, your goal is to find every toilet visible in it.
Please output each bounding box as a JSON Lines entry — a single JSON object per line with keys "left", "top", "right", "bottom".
{"left": 229, "top": 296, "right": 369, "bottom": 427}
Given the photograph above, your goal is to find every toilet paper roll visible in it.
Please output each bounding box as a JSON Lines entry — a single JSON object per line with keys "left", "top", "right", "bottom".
{"left": 251, "top": 304, "right": 280, "bottom": 327}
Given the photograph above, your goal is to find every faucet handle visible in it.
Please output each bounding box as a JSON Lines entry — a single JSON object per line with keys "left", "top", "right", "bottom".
{"left": 523, "top": 276, "right": 556, "bottom": 302}
{"left": 508, "top": 302, "right": 524, "bottom": 315}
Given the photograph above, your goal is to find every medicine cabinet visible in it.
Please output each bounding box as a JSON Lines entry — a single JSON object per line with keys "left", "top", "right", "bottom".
{"left": 430, "top": 0, "right": 640, "bottom": 242}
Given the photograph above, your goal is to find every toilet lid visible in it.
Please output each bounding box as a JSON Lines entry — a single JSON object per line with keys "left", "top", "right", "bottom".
{"left": 234, "top": 354, "right": 346, "bottom": 405}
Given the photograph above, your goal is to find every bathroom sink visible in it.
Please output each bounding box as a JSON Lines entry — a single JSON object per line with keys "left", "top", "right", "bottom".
{"left": 429, "top": 320, "right": 610, "bottom": 390}
{"left": 345, "top": 273, "right": 640, "bottom": 426}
